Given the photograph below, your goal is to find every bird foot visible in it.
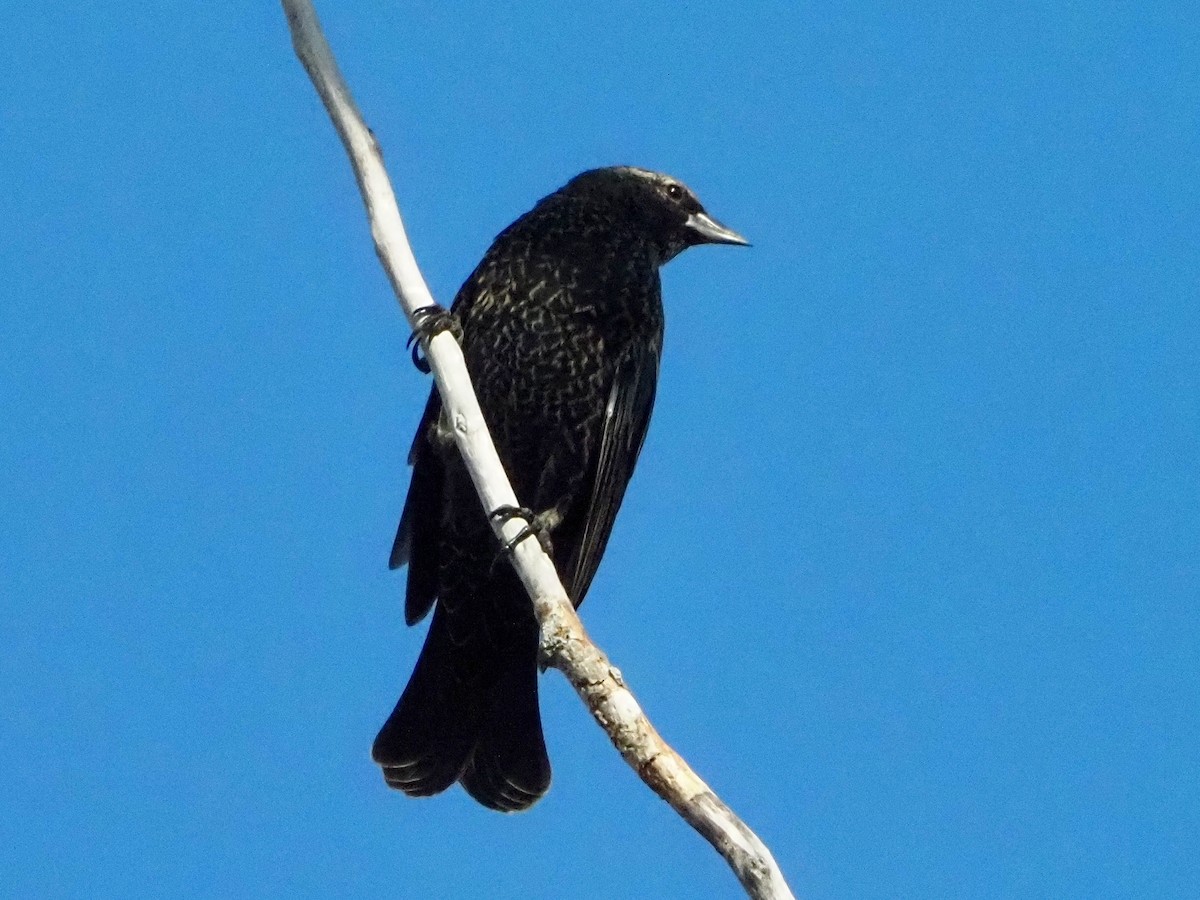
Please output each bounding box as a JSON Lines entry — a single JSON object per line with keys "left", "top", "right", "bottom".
{"left": 406, "top": 304, "right": 463, "bottom": 373}
{"left": 489, "top": 505, "right": 556, "bottom": 559}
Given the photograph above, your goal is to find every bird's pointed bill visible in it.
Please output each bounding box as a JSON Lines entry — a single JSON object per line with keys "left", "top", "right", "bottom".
{"left": 684, "top": 211, "right": 749, "bottom": 246}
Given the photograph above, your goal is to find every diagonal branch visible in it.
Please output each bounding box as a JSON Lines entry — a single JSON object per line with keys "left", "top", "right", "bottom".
{"left": 281, "top": 3, "right": 795, "bottom": 897}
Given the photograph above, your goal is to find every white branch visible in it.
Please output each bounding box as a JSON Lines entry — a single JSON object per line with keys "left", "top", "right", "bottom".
{"left": 281, "top": 4, "right": 795, "bottom": 898}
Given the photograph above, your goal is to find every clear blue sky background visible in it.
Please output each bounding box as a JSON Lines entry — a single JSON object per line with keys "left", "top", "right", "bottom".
{"left": 2, "top": 3, "right": 1197, "bottom": 898}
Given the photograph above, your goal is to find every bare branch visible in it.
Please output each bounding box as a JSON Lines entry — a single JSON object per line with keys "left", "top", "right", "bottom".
{"left": 281, "top": 3, "right": 795, "bottom": 897}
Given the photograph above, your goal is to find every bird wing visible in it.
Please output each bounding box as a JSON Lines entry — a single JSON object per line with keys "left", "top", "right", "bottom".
{"left": 390, "top": 390, "right": 444, "bottom": 625}
{"left": 563, "top": 339, "right": 660, "bottom": 605}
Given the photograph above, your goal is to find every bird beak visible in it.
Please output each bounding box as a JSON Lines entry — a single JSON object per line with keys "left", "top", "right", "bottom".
{"left": 684, "top": 211, "right": 750, "bottom": 246}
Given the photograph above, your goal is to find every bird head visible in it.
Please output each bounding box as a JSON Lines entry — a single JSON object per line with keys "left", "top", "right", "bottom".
{"left": 563, "top": 166, "right": 749, "bottom": 263}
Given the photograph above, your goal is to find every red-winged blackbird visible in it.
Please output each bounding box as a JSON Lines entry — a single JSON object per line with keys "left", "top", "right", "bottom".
{"left": 373, "top": 166, "right": 747, "bottom": 811}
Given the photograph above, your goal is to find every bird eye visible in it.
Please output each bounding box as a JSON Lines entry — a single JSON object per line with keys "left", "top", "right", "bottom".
{"left": 666, "top": 183, "right": 684, "bottom": 200}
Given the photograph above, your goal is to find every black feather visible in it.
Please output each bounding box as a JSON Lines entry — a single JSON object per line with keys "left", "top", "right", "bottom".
{"left": 563, "top": 339, "right": 659, "bottom": 603}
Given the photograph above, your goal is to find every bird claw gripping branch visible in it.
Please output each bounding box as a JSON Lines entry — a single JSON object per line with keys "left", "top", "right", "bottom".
{"left": 406, "top": 304, "right": 463, "bottom": 373}
{"left": 489, "top": 505, "right": 556, "bottom": 561}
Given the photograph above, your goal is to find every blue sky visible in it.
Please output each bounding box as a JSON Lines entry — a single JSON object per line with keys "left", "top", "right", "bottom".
{"left": 2, "top": 2, "right": 1197, "bottom": 897}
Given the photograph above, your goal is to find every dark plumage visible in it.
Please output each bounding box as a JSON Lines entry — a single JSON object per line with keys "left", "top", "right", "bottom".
{"left": 372, "top": 166, "right": 747, "bottom": 811}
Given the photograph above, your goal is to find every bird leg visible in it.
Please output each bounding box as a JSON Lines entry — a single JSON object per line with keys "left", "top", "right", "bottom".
{"left": 406, "top": 304, "right": 463, "bottom": 373}
{"left": 489, "top": 504, "right": 558, "bottom": 559}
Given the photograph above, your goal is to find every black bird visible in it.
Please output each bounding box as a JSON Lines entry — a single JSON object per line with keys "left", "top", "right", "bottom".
{"left": 373, "top": 166, "right": 747, "bottom": 811}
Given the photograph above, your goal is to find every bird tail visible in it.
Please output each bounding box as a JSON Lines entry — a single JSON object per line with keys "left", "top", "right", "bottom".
{"left": 372, "top": 604, "right": 481, "bottom": 797}
{"left": 372, "top": 599, "right": 551, "bottom": 811}
{"left": 460, "top": 642, "right": 551, "bottom": 811}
